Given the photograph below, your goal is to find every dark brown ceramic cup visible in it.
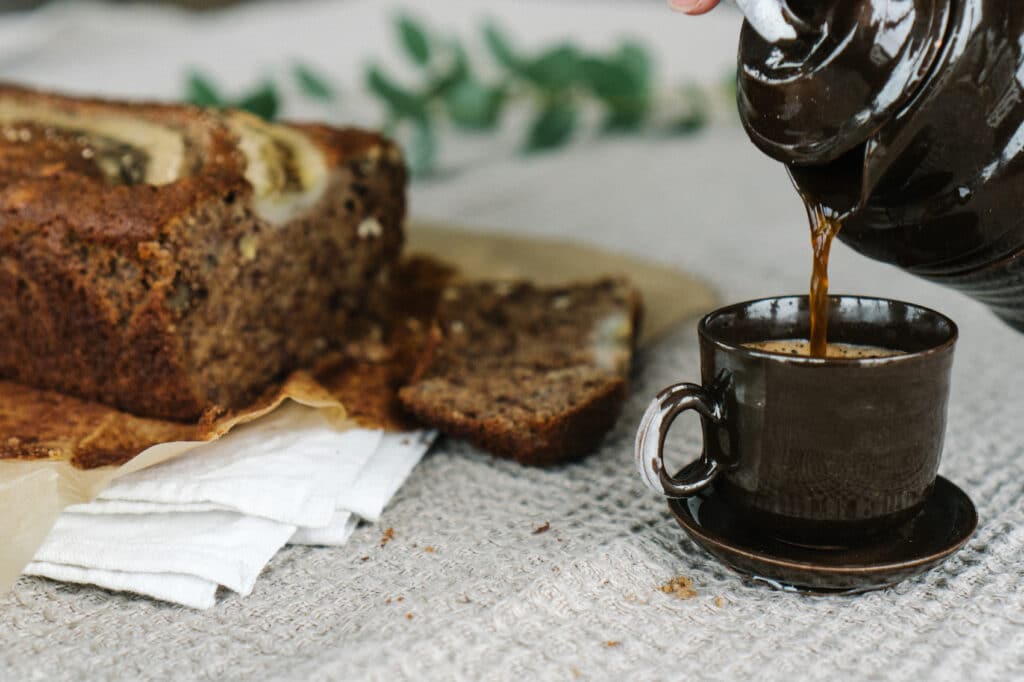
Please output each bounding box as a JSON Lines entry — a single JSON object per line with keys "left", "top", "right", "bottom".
{"left": 635, "top": 296, "right": 958, "bottom": 546}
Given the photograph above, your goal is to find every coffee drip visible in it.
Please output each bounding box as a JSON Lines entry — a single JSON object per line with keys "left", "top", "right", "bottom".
{"left": 805, "top": 206, "right": 841, "bottom": 357}
{"left": 790, "top": 146, "right": 865, "bottom": 358}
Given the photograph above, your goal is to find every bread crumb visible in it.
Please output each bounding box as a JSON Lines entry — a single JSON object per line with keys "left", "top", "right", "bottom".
{"left": 533, "top": 521, "right": 551, "bottom": 535}
{"left": 571, "top": 668, "right": 581, "bottom": 679}
{"left": 380, "top": 527, "right": 395, "bottom": 547}
{"left": 605, "top": 641, "right": 620, "bottom": 648}
{"left": 397, "top": 596, "right": 405, "bottom": 602}
{"left": 385, "top": 598, "right": 392, "bottom": 605}
{"left": 424, "top": 546, "right": 436, "bottom": 553}
{"left": 360, "top": 556, "right": 369, "bottom": 562}
{"left": 406, "top": 612, "right": 414, "bottom": 620}
{"left": 715, "top": 596, "right": 725, "bottom": 608}
{"left": 659, "top": 576, "right": 697, "bottom": 600}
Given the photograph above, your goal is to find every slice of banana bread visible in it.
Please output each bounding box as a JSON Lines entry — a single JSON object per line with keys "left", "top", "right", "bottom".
{"left": 398, "top": 279, "right": 641, "bottom": 466}
{"left": 0, "top": 85, "right": 406, "bottom": 420}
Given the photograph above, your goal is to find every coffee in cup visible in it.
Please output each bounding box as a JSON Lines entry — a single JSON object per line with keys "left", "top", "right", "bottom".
{"left": 744, "top": 339, "right": 902, "bottom": 359}
{"left": 635, "top": 295, "right": 957, "bottom": 546}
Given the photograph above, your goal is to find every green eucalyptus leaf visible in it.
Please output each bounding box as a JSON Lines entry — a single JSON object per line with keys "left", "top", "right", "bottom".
{"left": 581, "top": 57, "right": 635, "bottom": 101}
{"left": 525, "top": 100, "right": 577, "bottom": 152}
{"left": 448, "top": 39, "right": 472, "bottom": 85}
{"left": 483, "top": 22, "right": 525, "bottom": 72}
{"left": 604, "top": 96, "right": 650, "bottom": 133}
{"left": 615, "top": 41, "right": 652, "bottom": 87}
{"left": 409, "top": 118, "right": 437, "bottom": 176}
{"left": 427, "top": 40, "right": 472, "bottom": 97}
{"left": 580, "top": 54, "right": 650, "bottom": 132}
{"left": 365, "top": 64, "right": 427, "bottom": 119}
{"left": 293, "top": 63, "right": 335, "bottom": 101}
{"left": 185, "top": 71, "right": 223, "bottom": 108}
{"left": 603, "top": 107, "right": 647, "bottom": 132}
{"left": 235, "top": 82, "right": 280, "bottom": 120}
{"left": 397, "top": 14, "right": 432, "bottom": 66}
{"left": 672, "top": 84, "right": 710, "bottom": 134}
{"left": 445, "top": 79, "right": 504, "bottom": 131}
{"left": 524, "top": 45, "right": 580, "bottom": 92}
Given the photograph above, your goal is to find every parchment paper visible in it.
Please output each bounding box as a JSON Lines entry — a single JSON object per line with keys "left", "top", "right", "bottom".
{"left": 0, "top": 222, "right": 716, "bottom": 592}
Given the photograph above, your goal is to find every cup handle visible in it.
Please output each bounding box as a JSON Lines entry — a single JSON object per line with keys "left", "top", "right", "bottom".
{"left": 635, "top": 382, "right": 725, "bottom": 498}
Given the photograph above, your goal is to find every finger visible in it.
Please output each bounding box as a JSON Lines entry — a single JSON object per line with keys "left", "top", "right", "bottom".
{"left": 667, "top": 0, "right": 720, "bottom": 15}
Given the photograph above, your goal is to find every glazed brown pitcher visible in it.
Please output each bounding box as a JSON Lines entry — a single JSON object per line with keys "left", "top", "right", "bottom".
{"left": 734, "top": 0, "right": 1024, "bottom": 330}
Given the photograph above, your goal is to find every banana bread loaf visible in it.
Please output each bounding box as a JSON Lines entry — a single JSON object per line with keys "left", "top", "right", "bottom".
{"left": 0, "top": 85, "right": 406, "bottom": 421}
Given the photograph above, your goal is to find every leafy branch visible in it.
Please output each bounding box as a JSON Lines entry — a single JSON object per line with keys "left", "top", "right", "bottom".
{"left": 184, "top": 13, "right": 732, "bottom": 178}
{"left": 185, "top": 72, "right": 281, "bottom": 121}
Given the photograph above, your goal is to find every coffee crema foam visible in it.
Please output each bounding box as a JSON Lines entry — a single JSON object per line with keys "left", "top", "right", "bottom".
{"left": 744, "top": 339, "right": 903, "bottom": 359}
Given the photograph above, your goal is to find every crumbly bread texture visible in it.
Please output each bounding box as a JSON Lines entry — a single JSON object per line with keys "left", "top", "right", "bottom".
{"left": 0, "top": 256, "right": 456, "bottom": 470}
{"left": 398, "top": 279, "right": 642, "bottom": 466}
{"left": 0, "top": 85, "right": 406, "bottom": 421}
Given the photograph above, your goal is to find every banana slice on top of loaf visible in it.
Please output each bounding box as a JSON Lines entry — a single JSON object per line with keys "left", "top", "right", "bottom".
{"left": 0, "top": 85, "right": 406, "bottom": 421}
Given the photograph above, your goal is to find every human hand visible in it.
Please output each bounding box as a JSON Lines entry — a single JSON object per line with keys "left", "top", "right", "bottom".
{"left": 667, "top": 0, "right": 721, "bottom": 15}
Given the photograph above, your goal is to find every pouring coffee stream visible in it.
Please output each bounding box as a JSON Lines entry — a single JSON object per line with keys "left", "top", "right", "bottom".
{"left": 735, "top": 0, "right": 1024, "bottom": 334}
{"left": 791, "top": 146, "right": 865, "bottom": 357}
{"left": 805, "top": 204, "right": 842, "bottom": 357}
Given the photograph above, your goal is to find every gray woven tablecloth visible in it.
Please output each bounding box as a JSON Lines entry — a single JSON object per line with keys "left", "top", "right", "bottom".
{"left": 2, "top": 2, "right": 1023, "bottom": 679}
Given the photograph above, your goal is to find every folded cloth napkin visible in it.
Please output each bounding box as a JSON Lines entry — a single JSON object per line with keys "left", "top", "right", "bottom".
{"left": 290, "top": 430, "right": 437, "bottom": 544}
{"left": 24, "top": 402, "right": 435, "bottom": 609}
{"left": 70, "top": 404, "right": 384, "bottom": 529}
{"left": 29, "top": 512, "right": 293, "bottom": 609}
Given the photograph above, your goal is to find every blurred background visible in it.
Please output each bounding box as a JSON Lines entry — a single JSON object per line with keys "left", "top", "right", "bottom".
{"left": 0, "top": 0, "right": 743, "bottom": 173}
{"left": 0, "top": 0, "right": 968, "bottom": 324}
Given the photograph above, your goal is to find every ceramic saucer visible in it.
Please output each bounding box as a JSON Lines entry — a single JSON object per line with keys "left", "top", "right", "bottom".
{"left": 669, "top": 475, "right": 978, "bottom": 594}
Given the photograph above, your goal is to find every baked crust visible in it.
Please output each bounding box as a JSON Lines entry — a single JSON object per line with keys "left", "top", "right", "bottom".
{"left": 0, "top": 84, "right": 406, "bottom": 420}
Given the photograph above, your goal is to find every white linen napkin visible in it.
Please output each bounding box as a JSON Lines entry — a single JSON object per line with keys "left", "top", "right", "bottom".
{"left": 28, "top": 512, "right": 294, "bottom": 609}
{"left": 23, "top": 402, "right": 434, "bottom": 608}
{"left": 28, "top": 562, "right": 222, "bottom": 610}
{"left": 69, "top": 404, "right": 383, "bottom": 529}
{"left": 290, "top": 429, "right": 436, "bottom": 543}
